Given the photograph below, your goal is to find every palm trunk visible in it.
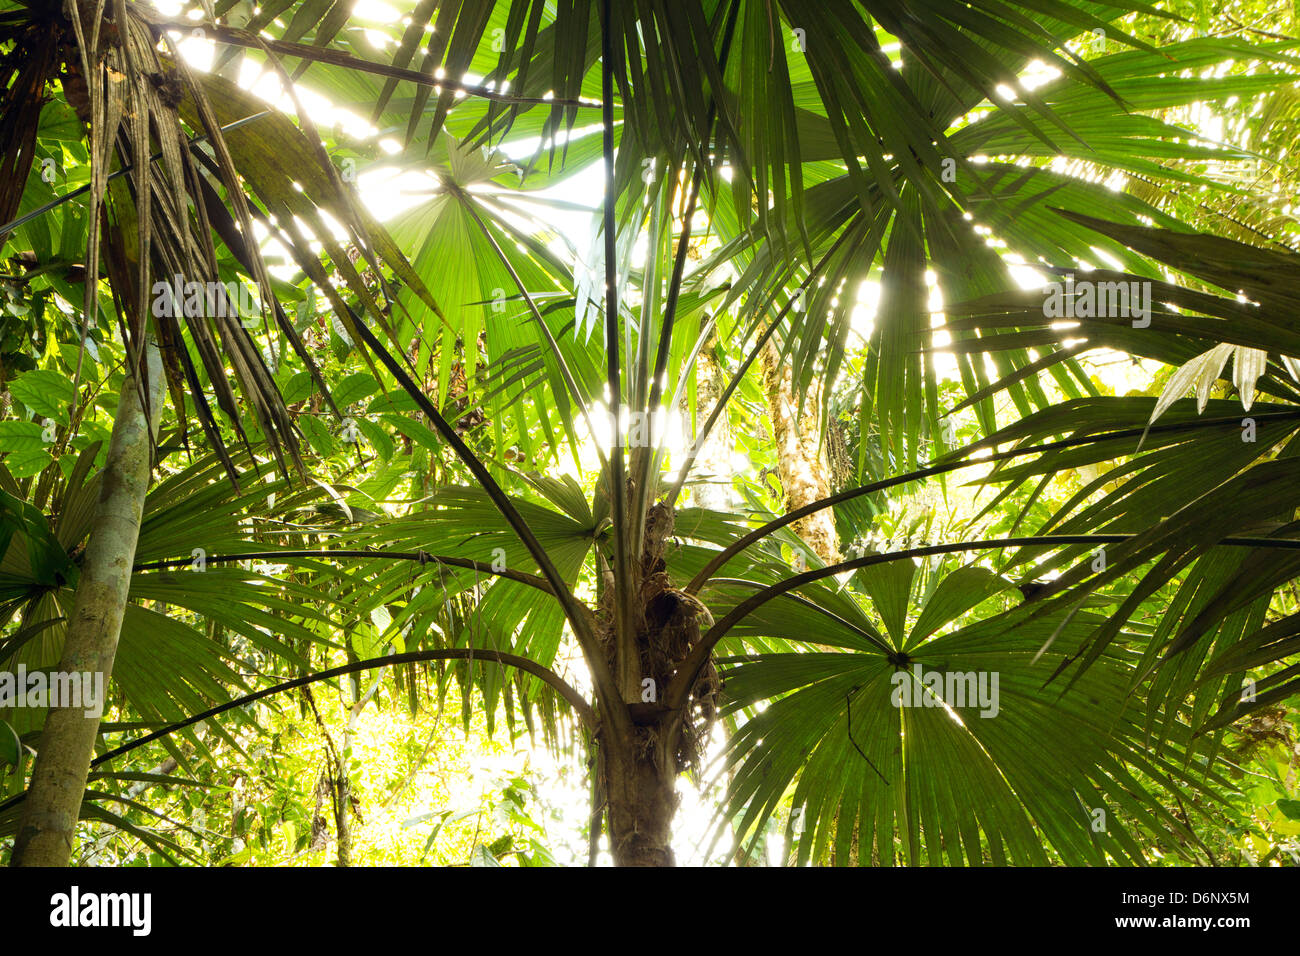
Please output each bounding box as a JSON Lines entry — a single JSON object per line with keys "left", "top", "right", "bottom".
{"left": 12, "top": 340, "right": 163, "bottom": 867}
{"left": 759, "top": 342, "right": 840, "bottom": 564}
{"left": 594, "top": 497, "right": 717, "bottom": 866}
{"left": 603, "top": 731, "right": 678, "bottom": 866}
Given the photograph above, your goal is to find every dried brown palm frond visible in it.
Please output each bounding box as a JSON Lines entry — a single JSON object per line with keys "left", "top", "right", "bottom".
{"left": 4, "top": 0, "right": 439, "bottom": 480}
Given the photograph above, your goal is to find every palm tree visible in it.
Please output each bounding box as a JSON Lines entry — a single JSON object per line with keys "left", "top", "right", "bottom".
{"left": 0, "top": 0, "right": 437, "bottom": 864}
{"left": 2, "top": 0, "right": 1299, "bottom": 865}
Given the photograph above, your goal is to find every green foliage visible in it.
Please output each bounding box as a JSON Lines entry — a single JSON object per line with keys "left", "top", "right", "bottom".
{"left": 1, "top": 0, "right": 1299, "bottom": 866}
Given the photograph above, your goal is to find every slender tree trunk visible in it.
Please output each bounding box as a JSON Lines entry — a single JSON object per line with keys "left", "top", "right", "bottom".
{"left": 336, "top": 666, "right": 383, "bottom": 867}
{"left": 12, "top": 341, "right": 163, "bottom": 867}
{"left": 334, "top": 773, "right": 353, "bottom": 867}
{"left": 759, "top": 342, "right": 840, "bottom": 564}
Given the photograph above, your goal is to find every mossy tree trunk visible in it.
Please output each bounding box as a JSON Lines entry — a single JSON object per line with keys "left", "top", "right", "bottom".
{"left": 683, "top": 335, "right": 736, "bottom": 513}
{"left": 759, "top": 342, "right": 840, "bottom": 564}
{"left": 12, "top": 341, "right": 164, "bottom": 867}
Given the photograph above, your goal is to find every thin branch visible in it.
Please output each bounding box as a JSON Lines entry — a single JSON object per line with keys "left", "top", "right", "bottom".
{"left": 143, "top": 20, "right": 599, "bottom": 110}
{"left": 684, "top": 409, "right": 1300, "bottom": 594}
{"left": 87, "top": 648, "right": 593, "bottom": 752}
{"left": 599, "top": 0, "right": 634, "bottom": 702}
{"left": 381, "top": 711, "right": 442, "bottom": 809}
{"left": 845, "top": 691, "right": 888, "bottom": 783}
{"left": 1221, "top": 13, "right": 1299, "bottom": 42}
{"left": 348, "top": 319, "right": 626, "bottom": 730}
{"left": 132, "top": 549, "right": 555, "bottom": 596}
{"left": 0, "top": 649, "right": 595, "bottom": 819}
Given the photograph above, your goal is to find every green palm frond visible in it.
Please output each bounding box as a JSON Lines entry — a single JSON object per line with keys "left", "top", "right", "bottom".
{"left": 718, "top": 597, "right": 1228, "bottom": 866}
